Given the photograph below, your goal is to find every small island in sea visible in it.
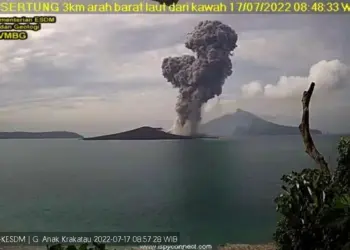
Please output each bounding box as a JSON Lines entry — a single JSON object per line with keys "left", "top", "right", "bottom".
{"left": 83, "top": 126, "right": 217, "bottom": 140}
{"left": 0, "top": 131, "right": 82, "bottom": 139}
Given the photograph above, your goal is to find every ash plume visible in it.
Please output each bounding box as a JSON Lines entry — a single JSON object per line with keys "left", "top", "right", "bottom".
{"left": 161, "top": 20, "right": 238, "bottom": 135}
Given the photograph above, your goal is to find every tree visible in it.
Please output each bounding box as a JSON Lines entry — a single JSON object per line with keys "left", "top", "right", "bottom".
{"left": 274, "top": 82, "right": 350, "bottom": 250}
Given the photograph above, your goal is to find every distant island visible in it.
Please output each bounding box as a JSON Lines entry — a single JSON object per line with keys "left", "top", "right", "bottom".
{"left": 83, "top": 126, "right": 217, "bottom": 140}
{"left": 1, "top": 109, "right": 323, "bottom": 140}
{"left": 200, "top": 109, "right": 322, "bottom": 137}
{"left": 0, "top": 131, "right": 82, "bottom": 139}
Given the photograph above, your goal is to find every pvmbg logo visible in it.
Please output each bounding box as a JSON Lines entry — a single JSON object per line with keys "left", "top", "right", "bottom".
{"left": 0, "top": 31, "right": 28, "bottom": 40}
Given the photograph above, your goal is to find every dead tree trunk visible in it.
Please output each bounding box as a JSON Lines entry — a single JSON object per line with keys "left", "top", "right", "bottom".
{"left": 299, "top": 82, "right": 331, "bottom": 174}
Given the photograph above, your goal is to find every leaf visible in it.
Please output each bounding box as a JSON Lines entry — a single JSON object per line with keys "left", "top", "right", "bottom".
{"left": 49, "top": 244, "right": 63, "bottom": 250}
{"left": 322, "top": 191, "right": 326, "bottom": 203}
{"left": 341, "top": 241, "right": 350, "bottom": 250}
{"left": 66, "top": 246, "right": 78, "bottom": 250}
{"left": 334, "top": 194, "right": 350, "bottom": 209}
{"left": 92, "top": 242, "right": 106, "bottom": 250}
{"left": 79, "top": 244, "right": 88, "bottom": 250}
{"left": 281, "top": 185, "right": 290, "bottom": 193}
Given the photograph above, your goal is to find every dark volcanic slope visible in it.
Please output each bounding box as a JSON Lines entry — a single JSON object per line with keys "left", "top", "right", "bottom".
{"left": 0, "top": 131, "right": 82, "bottom": 139}
{"left": 84, "top": 126, "right": 216, "bottom": 140}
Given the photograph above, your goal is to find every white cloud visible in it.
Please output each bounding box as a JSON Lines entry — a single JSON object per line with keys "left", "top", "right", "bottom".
{"left": 241, "top": 81, "right": 263, "bottom": 98}
{"left": 241, "top": 60, "right": 350, "bottom": 99}
{"left": 309, "top": 60, "right": 349, "bottom": 89}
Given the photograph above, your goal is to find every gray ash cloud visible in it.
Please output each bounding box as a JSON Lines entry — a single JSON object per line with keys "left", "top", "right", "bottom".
{"left": 161, "top": 20, "right": 238, "bottom": 135}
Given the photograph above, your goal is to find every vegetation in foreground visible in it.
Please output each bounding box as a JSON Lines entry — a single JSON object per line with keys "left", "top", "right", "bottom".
{"left": 221, "top": 137, "right": 350, "bottom": 250}
{"left": 273, "top": 83, "right": 350, "bottom": 250}
{"left": 273, "top": 137, "right": 350, "bottom": 250}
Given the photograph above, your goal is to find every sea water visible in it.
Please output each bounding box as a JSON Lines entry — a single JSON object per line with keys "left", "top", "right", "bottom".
{"left": 0, "top": 135, "right": 341, "bottom": 245}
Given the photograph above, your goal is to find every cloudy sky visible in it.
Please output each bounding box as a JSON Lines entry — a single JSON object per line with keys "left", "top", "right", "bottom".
{"left": 0, "top": 13, "right": 349, "bottom": 135}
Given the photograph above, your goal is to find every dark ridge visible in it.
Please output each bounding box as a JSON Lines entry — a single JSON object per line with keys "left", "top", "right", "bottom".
{"left": 83, "top": 126, "right": 217, "bottom": 140}
{"left": 0, "top": 131, "right": 82, "bottom": 139}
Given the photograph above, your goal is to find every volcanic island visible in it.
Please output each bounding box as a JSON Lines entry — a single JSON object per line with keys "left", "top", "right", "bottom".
{"left": 83, "top": 126, "right": 217, "bottom": 140}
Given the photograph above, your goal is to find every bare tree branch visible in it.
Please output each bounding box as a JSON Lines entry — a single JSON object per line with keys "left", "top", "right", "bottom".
{"left": 299, "top": 82, "right": 330, "bottom": 174}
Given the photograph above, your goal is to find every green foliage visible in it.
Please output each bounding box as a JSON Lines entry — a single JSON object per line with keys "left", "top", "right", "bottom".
{"left": 273, "top": 169, "right": 336, "bottom": 250}
{"left": 274, "top": 137, "right": 350, "bottom": 250}
{"left": 321, "top": 193, "right": 350, "bottom": 250}
{"left": 335, "top": 137, "right": 350, "bottom": 191}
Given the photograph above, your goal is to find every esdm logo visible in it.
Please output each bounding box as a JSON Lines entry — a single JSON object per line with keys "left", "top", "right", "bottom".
{"left": 0, "top": 31, "right": 28, "bottom": 40}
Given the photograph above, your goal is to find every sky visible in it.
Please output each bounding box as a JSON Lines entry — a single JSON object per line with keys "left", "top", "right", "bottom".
{"left": 0, "top": 12, "right": 349, "bottom": 135}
